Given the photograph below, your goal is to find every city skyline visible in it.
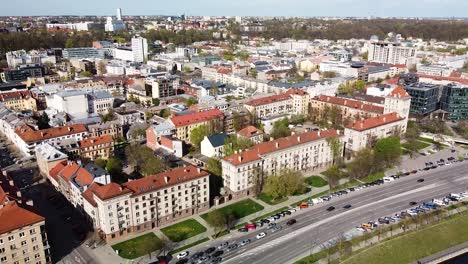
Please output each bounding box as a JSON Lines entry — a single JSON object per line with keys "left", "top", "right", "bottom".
{"left": 2, "top": 0, "right": 468, "bottom": 18}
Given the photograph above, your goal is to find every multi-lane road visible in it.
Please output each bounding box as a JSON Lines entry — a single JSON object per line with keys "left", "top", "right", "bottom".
{"left": 181, "top": 161, "right": 468, "bottom": 264}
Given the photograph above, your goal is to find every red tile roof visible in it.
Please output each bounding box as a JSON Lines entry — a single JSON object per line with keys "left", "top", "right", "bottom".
{"left": 82, "top": 182, "right": 101, "bottom": 207}
{"left": 123, "top": 165, "right": 209, "bottom": 196}
{"left": 246, "top": 90, "right": 306, "bottom": 107}
{"left": 49, "top": 160, "right": 68, "bottom": 182}
{"left": 346, "top": 112, "right": 404, "bottom": 131}
{"left": 93, "top": 182, "right": 132, "bottom": 201}
{"left": 78, "top": 135, "right": 113, "bottom": 149}
{"left": 0, "top": 202, "right": 44, "bottom": 234}
{"left": 170, "top": 109, "right": 223, "bottom": 127}
{"left": 217, "top": 67, "right": 232, "bottom": 74}
{"left": 237, "top": 126, "right": 263, "bottom": 138}
{"left": 0, "top": 90, "right": 32, "bottom": 102}
{"left": 73, "top": 167, "right": 94, "bottom": 187}
{"left": 314, "top": 95, "right": 384, "bottom": 114}
{"left": 417, "top": 74, "right": 468, "bottom": 85}
{"left": 16, "top": 124, "right": 87, "bottom": 143}
{"left": 388, "top": 86, "right": 411, "bottom": 98}
{"left": 224, "top": 129, "right": 341, "bottom": 166}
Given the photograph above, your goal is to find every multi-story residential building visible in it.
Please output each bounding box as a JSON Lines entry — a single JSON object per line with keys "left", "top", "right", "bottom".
{"left": 87, "top": 121, "right": 124, "bottom": 139}
{"left": 244, "top": 89, "right": 309, "bottom": 120}
{"left": 368, "top": 42, "right": 417, "bottom": 65}
{"left": 167, "top": 109, "right": 224, "bottom": 143}
{"left": 0, "top": 90, "right": 37, "bottom": 111}
{"left": 150, "top": 76, "right": 177, "bottom": 99}
{"left": 417, "top": 64, "right": 452, "bottom": 77}
{"left": 79, "top": 165, "right": 209, "bottom": 241}
{"left": 383, "top": 86, "right": 412, "bottom": 121}
{"left": 440, "top": 84, "right": 468, "bottom": 120}
{"left": 63, "top": 48, "right": 105, "bottom": 60}
{"left": 87, "top": 91, "right": 114, "bottom": 115}
{"left": 0, "top": 171, "right": 51, "bottom": 264}
{"left": 46, "top": 90, "right": 89, "bottom": 119}
{"left": 403, "top": 83, "right": 440, "bottom": 115}
{"left": 114, "top": 109, "right": 145, "bottom": 126}
{"left": 221, "top": 129, "right": 342, "bottom": 198}
{"left": 14, "top": 124, "right": 88, "bottom": 157}
{"left": 35, "top": 143, "right": 68, "bottom": 177}
{"left": 6, "top": 50, "right": 56, "bottom": 68}
{"left": 78, "top": 135, "right": 115, "bottom": 160}
{"left": 344, "top": 112, "right": 407, "bottom": 152}
{"left": 237, "top": 126, "right": 264, "bottom": 144}
{"left": 0, "top": 64, "right": 44, "bottom": 83}
{"left": 318, "top": 60, "right": 359, "bottom": 78}
{"left": 131, "top": 36, "right": 148, "bottom": 63}
{"left": 310, "top": 95, "right": 385, "bottom": 124}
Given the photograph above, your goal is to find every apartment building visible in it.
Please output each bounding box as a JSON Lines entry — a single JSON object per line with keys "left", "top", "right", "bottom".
{"left": 87, "top": 91, "right": 114, "bottom": 115}
{"left": 87, "top": 121, "right": 124, "bottom": 139}
{"left": 167, "top": 109, "right": 224, "bottom": 143}
{"left": 244, "top": 89, "right": 310, "bottom": 120}
{"left": 78, "top": 135, "right": 114, "bottom": 160}
{"left": 80, "top": 165, "right": 209, "bottom": 241}
{"left": 149, "top": 76, "right": 177, "bottom": 99}
{"left": 0, "top": 171, "right": 51, "bottom": 264}
{"left": 14, "top": 124, "right": 88, "bottom": 157}
{"left": 237, "top": 126, "right": 264, "bottom": 144}
{"left": 35, "top": 143, "right": 68, "bottom": 177}
{"left": 368, "top": 42, "right": 417, "bottom": 65}
{"left": 221, "top": 130, "right": 342, "bottom": 198}
{"left": 0, "top": 91, "right": 37, "bottom": 112}
{"left": 344, "top": 112, "right": 407, "bottom": 152}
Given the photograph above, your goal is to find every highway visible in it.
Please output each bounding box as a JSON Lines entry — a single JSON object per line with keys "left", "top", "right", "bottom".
{"left": 180, "top": 161, "right": 468, "bottom": 264}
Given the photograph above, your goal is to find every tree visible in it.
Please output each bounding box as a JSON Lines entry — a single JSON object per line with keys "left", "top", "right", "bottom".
{"left": 37, "top": 112, "right": 50, "bottom": 129}
{"left": 362, "top": 51, "right": 368, "bottom": 60}
{"left": 374, "top": 136, "right": 402, "bottom": 169}
{"left": 322, "top": 71, "right": 337, "bottom": 78}
{"left": 206, "top": 158, "right": 222, "bottom": 177}
{"left": 324, "top": 165, "right": 341, "bottom": 189}
{"left": 65, "top": 38, "right": 74, "bottom": 48}
{"left": 270, "top": 118, "right": 291, "bottom": 139}
{"left": 152, "top": 98, "right": 160, "bottom": 106}
{"left": 223, "top": 136, "right": 254, "bottom": 157}
{"left": 249, "top": 68, "right": 258, "bottom": 79}
{"left": 232, "top": 111, "right": 244, "bottom": 132}
{"left": 206, "top": 210, "right": 227, "bottom": 237}
{"left": 106, "top": 157, "right": 123, "bottom": 177}
{"left": 190, "top": 125, "right": 209, "bottom": 149}
{"left": 95, "top": 159, "right": 107, "bottom": 169}
{"left": 347, "top": 148, "right": 375, "bottom": 180}
{"left": 186, "top": 97, "right": 198, "bottom": 107}
{"left": 263, "top": 169, "right": 305, "bottom": 200}
{"left": 125, "top": 145, "right": 168, "bottom": 176}
{"left": 79, "top": 71, "right": 93, "bottom": 77}
{"left": 100, "top": 110, "right": 114, "bottom": 122}
{"left": 327, "top": 137, "right": 343, "bottom": 166}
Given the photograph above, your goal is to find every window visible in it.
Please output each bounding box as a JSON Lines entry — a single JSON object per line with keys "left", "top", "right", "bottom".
{"left": 22, "top": 249, "right": 28, "bottom": 255}
{"left": 33, "top": 245, "right": 39, "bottom": 251}
{"left": 29, "top": 229, "right": 36, "bottom": 235}
{"left": 34, "top": 253, "right": 40, "bottom": 259}
{"left": 31, "top": 237, "right": 37, "bottom": 243}
{"left": 19, "top": 232, "right": 25, "bottom": 238}
{"left": 0, "top": 248, "right": 4, "bottom": 253}
{"left": 8, "top": 236, "right": 14, "bottom": 242}
{"left": 24, "top": 257, "right": 30, "bottom": 263}
{"left": 12, "top": 253, "right": 17, "bottom": 258}
{"left": 0, "top": 257, "right": 6, "bottom": 263}
{"left": 21, "top": 241, "right": 26, "bottom": 246}
{"left": 0, "top": 239, "right": 3, "bottom": 244}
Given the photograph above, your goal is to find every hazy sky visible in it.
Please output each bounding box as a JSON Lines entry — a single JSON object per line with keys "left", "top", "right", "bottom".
{"left": 1, "top": 0, "right": 467, "bottom": 17}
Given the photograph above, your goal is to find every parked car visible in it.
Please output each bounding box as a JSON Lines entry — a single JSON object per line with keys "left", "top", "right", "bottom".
{"left": 204, "top": 247, "right": 216, "bottom": 255}
{"left": 238, "top": 228, "right": 248, "bottom": 232}
{"left": 176, "top": 251, "right": 189, "bottom": 259}
{"left": 212, "top": 251, "right": 224, "bottom": 258}
{"left": 256, "top": 232, "right": 267, "bottom": 240}
{"left": 217, "top": 242, "right": 229, "bottom": 250}
{"left": 239, "top": 239, "right": 251, "bottom": 246}
{"left": 286, "top": 219, "right": 297, "bottom": 226}
{"left": 409, "top": 201, "right": 417, "bottom": 206}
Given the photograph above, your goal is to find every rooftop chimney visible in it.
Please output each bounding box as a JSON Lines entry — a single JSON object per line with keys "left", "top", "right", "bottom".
{"left": 270, "top": 137, "right": 274, "bottom": 141}
{"left": 164, "top": 176, "right": 169, "bottom": 184}
{"left": 383, "top": 116, "right": 387, "bottom": 122}
{"left": 317, "top": 131, "right": 321, "bottom": 136}
{"left": 238, "top": 156, "right": 242, "bottom": 162}
{"left": 9, "top": 180, "right": 14, "bottom": 186}
{"left": 275, "top": 142, "right": 279, "bottom": 149}
{"left": 68, "top": 127, "right": 72, "bottom": 132}
{"left": 297, "top": 136, "right": 301, "bottom": 142}
{"left": 197, "top": 167, "right": 201, "bottom": 173}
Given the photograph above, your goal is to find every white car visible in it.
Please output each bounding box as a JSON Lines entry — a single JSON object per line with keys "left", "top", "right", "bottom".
{"left": 176, "top": 251, "right": 189, "bottom": 259}
{"left": 256, "top": 232, "right": 266, "bottom": 240}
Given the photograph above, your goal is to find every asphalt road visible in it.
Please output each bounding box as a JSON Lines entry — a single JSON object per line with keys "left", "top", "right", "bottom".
{"left": 180, "top": 161, "right": 468, "bottom": 264}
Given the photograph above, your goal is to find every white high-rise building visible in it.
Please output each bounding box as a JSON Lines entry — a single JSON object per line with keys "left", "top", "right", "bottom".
{"left": 105, "top": 8, "right": 125, "bottom": 32}
{"left": 131, "top": 36, "right": 148, "bottom": 63}
{"left": 116, "top": 8, "right": 122, "bottom": 20}
{"left": 368, "top": 42, "right": 417, "bottom": 65}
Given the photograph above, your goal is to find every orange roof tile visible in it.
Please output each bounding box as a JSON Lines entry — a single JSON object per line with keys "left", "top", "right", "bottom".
{"left": 0, "top": 90, "right": 32, "bottom": 102}
{"left": 78, "top": 135, "right": 113, "bottom": 148}
{"left": 82, "top": 182, "right": 101, "bottom": 207}
{"left": 73, "top": 167, "right": 94, "bottom": 187}
{"left": 0, "top": 202, "right": 44, "bottom": 234}
{"left": 346, "top": 112, "right": 404, "bottom": 131}
{"left": 237, "top": 126, "right": 263, "bottom": 138}
{"left": 58, "top": 161, "right": 80, "bottom": 181}
{"left": 93, "top": 182, "right": 132, "bottom": 201}
{"left": 246, "top": 90, "right": 306, "bottom": 107}
{"left": 16, "top": 124, "right": 87, "bottom": 143}
{"left": 170, "top": 109, "right": 223, "bottom": 127}
{"left": 123, "top": 165, "right": 209, "bottom": 196}
{"left": 224, "top": 129, "right": 341, "bottom": 166}
{"left": 417, "top": 74, "right": 468, "bottom": 85}
{"left": 313, "top": 95, "right": 384, "bottom": 114}
{"left": 49, "top": 160, "right": 68, "bottom": 182}
{"left": 388, "top": 86, "right": 411, "bottom": 98}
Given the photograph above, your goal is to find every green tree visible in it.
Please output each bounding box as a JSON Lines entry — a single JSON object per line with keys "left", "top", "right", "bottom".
{"left": 347, "top": 148, "right": 375, "bottom": 180}
{"left": 270, "top": 118, "right": 291, "bottom": 139}
{"left": 249, "top": 68, "right": 258, "bottom": 79}
{"left": 152, "top": 98, "right": 160, "bottom": 106}
{"left": 106, "top": 157, "right": 123, "bottom": 177}
{"left": 327, "top": 137, "right": 343, "bottom": 166}
{"left": 190, "top": 125, "right": 209, "bottom": 149}
{"left": 95, "top": 158, "right": 107, "bottom": 169}
{"left": 125, "top": 145, "right": 168, "bottom": 176}
{"left": 263, "top": 169, "right": 305, "bottom": 200}
{"left": 159, "top": 108, "right": 171, "bottom": 118}
{"left": 322, "top": 71, "right": 337, "bottom": 78}
{"left": 362, "top": 51, "right": 368, "bottom": 60}
{"left": 65, "top": 38, "right": 74, "bottom": 48}
{"left": 206, "top": 158, "right": 222, "bottom": 177}
{"left": 232, "top": 111, "right": 243, "bottom": 132}
{"left": 223, "top": 136, "right": 254, "bottom": 157}
{"left": 79, "top": 71, "right": 93, "bottom": 77}
{"left": 37, "top": 112, "right": 50, "bottom": 129}
{"left": 324, "top": 165, "right": 341, "bottom": 189}
{"left": 186, "top": 97, "right": 198, "bottom": 107}
{"left": 374, "top": 136, "right": 402, "bottom": 168}
{"left": 206, "top": 210, "right": 227, "bottom": 237}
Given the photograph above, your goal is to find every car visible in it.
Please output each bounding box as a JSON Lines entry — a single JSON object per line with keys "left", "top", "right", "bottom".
{"left": 326, "top": 206, "right": 335, "bottom": 211}
{"left": 212, "top": 250, "right": 224, "bottom": 258}
{"left": 238, "top": 227, "right": 248, "bottom": 232}
{"left": 210, "top": 257, "right": 222, "bottom": 264}
{"left": 343, "top": 204, "right": 352, "bottom": 209}
{"left": 261, "top": 219, "right": 270, "bottom": 224}
{"left": 417, "top": 178, "right": 425, "bottom": 183}
{"left": 191, "top": 252, "right": 204, "bottom": 260}
{"left": 239, "top": 239, "right": 251, "bottom": 246}
{"left": 256, "top": 232, "right": 267, "bottom": 239}
{"left": 225, "top": 244, "right": 238, "bottom": 252}
{"left": 176, "top": 259, "right": 189, "bottom": 264}
{"left": 271, "top": 225, "right": 282, "bottom": 233}
{"left": 411, "top": 170, "right": 418, "bottom": 174}
{"left": 282, "top": 210, "right": 292, "bottom": 215}
{"left": 198, "top": 255, "right": 211, "bottom": 263}
{"left": 217, "top": 242, "right": 229, "bottom": 250}
{"left": 378, "top": 218, "right": 390, "bottom": 224}
{"left": 409, "top": 201, "right": 417, "bottom": 206}
{"left": 245, "top": 223, "right": 256, "bottom": 230}
{"left": 286, "top": 219, "right": 297, "bottom": 226}
{"left": 204, "top": 247, "right": 216, "bottom": 255}
{"left": 176, "top": 251, "right": 189, "bottom": 259}
{"left": 272, "top": 214, "right": 281, "bottom": 220}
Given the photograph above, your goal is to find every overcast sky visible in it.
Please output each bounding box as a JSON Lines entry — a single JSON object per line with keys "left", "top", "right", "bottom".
{"left": 1, "top": 0, "right": 467, "bottom": 17}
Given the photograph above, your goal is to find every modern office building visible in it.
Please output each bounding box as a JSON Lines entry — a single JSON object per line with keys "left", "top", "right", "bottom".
{"left": 440, "top": 84, "right": 468, "bottom": 120}
{"left": 63, "top": 48, "right": 105, "bottom": 60}
{"left": 403, "top": 83, "right": 440, "bottom": 115}
{"left": 0, "top": 64, "right": 44, "bottom": 82}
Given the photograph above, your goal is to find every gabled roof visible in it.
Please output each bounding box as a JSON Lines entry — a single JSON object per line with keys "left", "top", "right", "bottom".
{"left": 170, "top": 109, "right": 223, "bottom": 127}
{"left": 346, "top": 112, "right": 404, "bottom": 131}
{"left": 387, "top": 86, "right": 411, "bottom": 99}
{"left": 93, "top": 182, "right": 132, "bottom": 201}
{"left": 58, "top": 161, "right": 80, "bottom": 181}
{"left": 73, "top": 167, "right": 94, "bottom": 188}
{"left": 224, "top": 129, "right": 341, "bottom": 166}
{"left": 205, "top": 133, "right": 229, "bottom": 148}
{"left": 313, "top": 95, "right": 384, "bottom": 114}
{"left": 246, "top": 90, "right": 309, "bottom": 107}
{"left": 237, "top": 126, "right": 263, "bottom": 138}
{"left": 78, "top": 135, "right": 113, "bottom": 148}
{"left": 0, "top": 90, "right": 32, "bottom": 102}
{"left": 16, "top": 124, "right": 87, "bottom": 143}
{"left": 0, "top": 202, "right": 44, "bottom": 234}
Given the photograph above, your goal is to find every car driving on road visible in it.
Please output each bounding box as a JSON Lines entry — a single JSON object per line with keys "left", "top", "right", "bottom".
{"left": 256, "top": 232, "right": 267, "bottom": 239}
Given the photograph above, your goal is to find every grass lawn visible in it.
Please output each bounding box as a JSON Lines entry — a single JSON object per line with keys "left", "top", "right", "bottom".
{"left": 112, "top": 233, "right": 162, "bottom": 259}
{"left": 160, "top": 219, "right": 207, "bottom": 242}
{"left": 418, "top": 137, "right": 437, "bottom": 144}
{"left": 306, "top": 176, "right": 328, "bottom": 187}
{"left": 201, "top": 199, "right": 264, "bottom": 225}
{"left": 402, "top": 140, "right": 431, "bottom": 151}
{"left": 169, "top": 237, "right": 210, "bottom": 255}
{"left": 361, "top": 171, "right": 385, "bottom": 183}
{"left": 257, "top": 193, "right": 288, "bottom": 205}
{"left": 339, "top": 211, "right": 468, "bottom": 264}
